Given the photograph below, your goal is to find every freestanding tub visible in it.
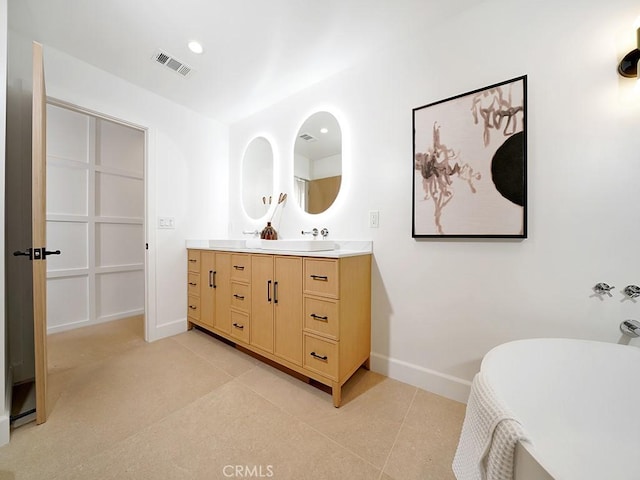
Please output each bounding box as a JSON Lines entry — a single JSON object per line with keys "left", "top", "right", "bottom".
{"left": 481, "top": 338, "right": 640, "bottom": 480}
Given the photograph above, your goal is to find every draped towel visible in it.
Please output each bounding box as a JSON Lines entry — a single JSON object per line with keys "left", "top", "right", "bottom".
{"left": 452, "top": 372, "right": 529, "bottom": 480}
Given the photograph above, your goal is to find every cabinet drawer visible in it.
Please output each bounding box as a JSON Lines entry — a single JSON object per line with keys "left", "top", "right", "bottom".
{"left": 231, "top": 282, "right": 250, "bottom": 312}
{"left": 304, "top": 259, "right": 339, "bottom": 298}
{"left": 304, "top": 296, "right": 339, "bottom": 340}
{"left": 303, "top": 334, "right": 338, "bottom": 381}
{"left": 188, "top": 250, "right": 201, "bottom": 273}
{"left": 230, "top": 310, "right": 250, "bottom": 344}
{"left": 187, "top": 273, "right": 200, "bottom": 296}
{"left": 231, "top": 254, "right": 251, "bottom": 282}
{"left": 187, "top": 294, "right": 200, "bottom": 321}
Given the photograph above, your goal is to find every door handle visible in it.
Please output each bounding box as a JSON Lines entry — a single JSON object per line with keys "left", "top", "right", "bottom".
{"left": 12, "top": 247, "right": 61, "bottom": 260}
{"left": 13, "top": 248, "right": 32, "bottom": 259}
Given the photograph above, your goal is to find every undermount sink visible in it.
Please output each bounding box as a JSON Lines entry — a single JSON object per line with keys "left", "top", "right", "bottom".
{"left": 246, "top": 239, "right": 336, "bottom": 252}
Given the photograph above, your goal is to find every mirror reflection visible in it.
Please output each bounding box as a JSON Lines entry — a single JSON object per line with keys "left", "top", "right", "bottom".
{"left": 242, "top": 137, "right": 274, "bottom": 220}
{"left": 294, "top": 112, "right": 342, "bottom": 214}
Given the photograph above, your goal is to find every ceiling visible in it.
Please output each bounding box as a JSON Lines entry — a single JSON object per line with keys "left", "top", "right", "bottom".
{"left": 9, "top": 0, "right": 483, "bottom": 124}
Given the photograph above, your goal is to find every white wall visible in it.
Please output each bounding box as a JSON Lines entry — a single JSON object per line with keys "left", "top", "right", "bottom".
{"left": 228, "top": 0, "right": 640, "bottom": 402}
{"left": 37, "top": 42, "right": 229, "bottom": 341}
{"left": 0, "top": 0, "right": 9, "bottom": 447}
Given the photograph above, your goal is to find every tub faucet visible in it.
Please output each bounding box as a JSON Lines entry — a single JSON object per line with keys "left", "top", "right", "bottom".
{"left": 301, "top": 228, "right": 319, "bottom": 237}
{"left": 620, "top": 319, "right": 640, "bottom": 337}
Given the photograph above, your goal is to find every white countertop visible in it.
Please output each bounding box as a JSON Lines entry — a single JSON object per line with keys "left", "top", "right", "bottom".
{"left": 185, "top": 239, "right": 372, "bottom": 258}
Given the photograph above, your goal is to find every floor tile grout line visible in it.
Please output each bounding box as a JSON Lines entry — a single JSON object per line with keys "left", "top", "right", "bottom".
{"left": 168, "top": 333, "right": 259, "bottom": 379}
{"left": 234, "top": 372, "right": 386, "bottom": 475}
{"left": 49, "top": 380, "right": 235, "bottom": 480}
{"left": 377, "top": 386, "right": 419, "bottom": 480}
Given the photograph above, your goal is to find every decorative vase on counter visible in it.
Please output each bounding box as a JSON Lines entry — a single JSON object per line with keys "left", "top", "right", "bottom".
{"left": 260, "top": 222, "right": 278, "bottom": 240}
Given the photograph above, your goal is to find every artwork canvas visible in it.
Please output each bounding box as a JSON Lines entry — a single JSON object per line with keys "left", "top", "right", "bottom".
{"left": 412, "top": 76, "right": 527, "bottom": 238}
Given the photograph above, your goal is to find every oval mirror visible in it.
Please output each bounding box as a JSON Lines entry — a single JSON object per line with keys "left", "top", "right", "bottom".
{"left": 242, "top": 136, "right": 274, "bottom": 220}
{"left": 293, "top": 112, "right": 342, "bottom": 214}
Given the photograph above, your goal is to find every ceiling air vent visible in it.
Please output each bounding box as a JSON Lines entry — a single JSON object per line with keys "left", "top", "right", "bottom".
{"left": 152, "top": 50, "right": 193, "bottom": 78}
{"left": 299, "top": 133, "right": 317, "bottom": 142}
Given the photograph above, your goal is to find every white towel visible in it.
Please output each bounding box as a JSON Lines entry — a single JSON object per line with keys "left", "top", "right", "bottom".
{"left": 452, "top": 372, "right": 528, "bottom": 480}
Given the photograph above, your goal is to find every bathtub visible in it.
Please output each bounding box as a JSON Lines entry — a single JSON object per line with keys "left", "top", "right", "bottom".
{"left": 481, "top": 338, "right": 640, "bottom": 480}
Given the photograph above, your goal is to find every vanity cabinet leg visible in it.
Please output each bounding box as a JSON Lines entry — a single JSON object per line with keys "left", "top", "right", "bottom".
{"left": 332, "top": 382, "right": 342, "bottom": 408}
{"left": 363, "top": 357, "right": 371, "bottom": 370}
{"left": 187, "top": 320, "right": 194, "bottom": 331}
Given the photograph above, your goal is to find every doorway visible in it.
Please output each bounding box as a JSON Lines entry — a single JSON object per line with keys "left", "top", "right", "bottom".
{"left": 45, "top": 101, "right": 146, "bottom": 335}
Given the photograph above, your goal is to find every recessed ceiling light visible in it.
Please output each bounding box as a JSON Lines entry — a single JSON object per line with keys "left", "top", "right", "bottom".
{"left": 320, "top": 127, "right": 328, "bottom": 134}
{"left": 188, "top": 41, "right": 204, "bottom": 54}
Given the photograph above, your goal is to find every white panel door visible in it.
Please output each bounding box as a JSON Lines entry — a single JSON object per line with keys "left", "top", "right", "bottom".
{"left": 46, "top": 103, "right": 145, "bottom": 333}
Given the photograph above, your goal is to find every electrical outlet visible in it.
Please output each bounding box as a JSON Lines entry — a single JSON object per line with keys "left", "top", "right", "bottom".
{"left": 158, "top": 217, "right": 175, "bottom": 229}
{"left": 369, "top": 210, "right": 379, "bottom": 228}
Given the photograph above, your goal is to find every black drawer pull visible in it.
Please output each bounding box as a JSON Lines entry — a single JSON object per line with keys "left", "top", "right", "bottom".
{"left": 310, "top": 314, "right": 328, "bottom": 321}
{"left": 310, "top": 351, "right": 328, "bottom": 361}
{"left": 189, "top": 282, "right": 197, "bottom": 286}
{"left": 310, "top": 275, "right": 328, "bottom": 281}
{"left": 189, "top": 259, "right": 197, "bottom": 263}
{"left": 233, "top": 265, "right": 245, "bottom": 270}
{"left": 232, "top": 322, "right": 244, "bottom": 330}
{"left": 189, "top": 305, "right": 197, "bottom": 310}
{"left": 233, "top": 294, "right": 245, "bottom": 300}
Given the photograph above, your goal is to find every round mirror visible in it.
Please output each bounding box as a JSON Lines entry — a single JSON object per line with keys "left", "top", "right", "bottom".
{"left": 242, "top": 137, "right": 274, "bottom": 219}
{"left": 293, "top": 112, "right": 342, "bottom": 214}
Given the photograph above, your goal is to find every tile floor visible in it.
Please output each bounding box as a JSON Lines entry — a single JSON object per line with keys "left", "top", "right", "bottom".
{"left": 0, "top": 317, "right": 466, "bottom": 480}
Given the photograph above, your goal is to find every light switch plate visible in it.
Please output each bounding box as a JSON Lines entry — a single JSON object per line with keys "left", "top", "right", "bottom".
{"left": 369, "top": 210, "right": 379, "bottom": 228}
{"left": 158, "top": 217, "right": 175, "bottom": 229}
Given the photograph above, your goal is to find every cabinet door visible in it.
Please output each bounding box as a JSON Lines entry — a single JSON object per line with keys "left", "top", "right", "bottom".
{"left": 200, "top": 251, "right": 215, "bottom": 327}
{"left": 250, "top": 255, "right": 274, "bottom": 353}
{"left": 214, "top": 252, "right": 232, "bottom": 334}
{"left": 274, "top": 256, "right": 303, "bottom": 365}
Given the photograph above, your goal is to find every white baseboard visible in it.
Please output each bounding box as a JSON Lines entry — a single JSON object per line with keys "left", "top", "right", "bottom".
{"left": 147, "top": 317, "right": 187, "bottom": 342}
{"left": 370, "top": 352, "right": 472, "bottom": 404}
{"left": 47, "top": 309, "right": 145, "bottom": 335}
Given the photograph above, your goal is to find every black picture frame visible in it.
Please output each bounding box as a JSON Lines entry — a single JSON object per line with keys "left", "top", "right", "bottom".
{"left": 412, "top": 75, "right": 527, "bottom": 238}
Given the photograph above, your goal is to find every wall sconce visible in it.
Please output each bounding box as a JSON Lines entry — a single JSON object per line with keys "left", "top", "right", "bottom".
{"left": 618, "top": 21, "right": 640, "bottom": 79}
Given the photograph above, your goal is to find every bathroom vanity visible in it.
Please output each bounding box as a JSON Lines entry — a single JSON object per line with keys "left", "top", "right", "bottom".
{"left": 185, "top": 240, "right": 372, "bottom": 407}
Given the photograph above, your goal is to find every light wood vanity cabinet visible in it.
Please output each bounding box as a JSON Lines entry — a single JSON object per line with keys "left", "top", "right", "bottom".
{"left": 187, "top": 248, "right": 371, "bottom": 407}
{"left": 251, "top": 255, "right": 303, "bottom": 365}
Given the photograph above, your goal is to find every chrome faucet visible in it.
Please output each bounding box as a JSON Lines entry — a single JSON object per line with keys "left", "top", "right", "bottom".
{"left": 620, "top": 319, "right": 640, "bottom": 337}
{"left": 301, "top": 228, "right": 319, "bottom": 237}
{"left": 242, "top": 230, "right": 260, "bottom": 236}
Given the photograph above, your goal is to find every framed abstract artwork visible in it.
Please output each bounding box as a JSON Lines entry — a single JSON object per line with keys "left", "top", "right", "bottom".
{"left": 412, "top": 75, "right": 527, "bottom": 238}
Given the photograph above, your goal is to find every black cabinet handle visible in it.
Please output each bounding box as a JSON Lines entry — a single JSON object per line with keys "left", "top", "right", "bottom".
{"left": 267, "top": 280, "right": 272, "bottom": 303}
{"left": 189, "top": 282, "right": 197, "bottom": 286}
{"left": 233, "top": 265, "right": 245, "bottom": 270}
{"left": 274, "top": 281, "right": 278, "bottom": 304}
{"left": 310, "top": 351, "right": 328, "bottom": 361}
{"left": 232, "top": 322, "right": 244, "bottom": 330}
{"left": 212, "top": 270, "right": 217, "bottom": 289}
{"left": 310, "top": 314, "right": 328, "bottom": 321}
{"left": 310, "top": 275, "right": 328, "bottom": 281}
{"left": 189, "top": 305, "right": 197, "bottom": 310}
{"left": 233, "top": 294, "right": 245, "bottom": 300}
{"left": 189, "top": 259, "right": 197, "bottom": 263}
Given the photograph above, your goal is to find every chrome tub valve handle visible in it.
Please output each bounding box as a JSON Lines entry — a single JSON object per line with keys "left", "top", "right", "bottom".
{"left": 301, "top": 228, "right": 319, "bottom": 237}
{"left": 624, "top": 285, "right": 640, "bottom": 299}
{"left": 594, "top": 283, "right": 615, "bottom": 297}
